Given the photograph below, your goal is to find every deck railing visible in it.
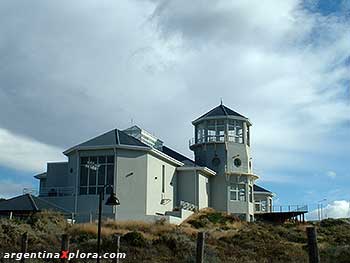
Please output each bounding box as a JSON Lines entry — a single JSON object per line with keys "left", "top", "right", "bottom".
{"left": 39, "top": 187, "right": 75, "bottom": 197}
{"left": 272, "top": 205, "right": 308, "bottom": 213}
{"left": 189, "top": 135, "right": 242, "bottom": 147}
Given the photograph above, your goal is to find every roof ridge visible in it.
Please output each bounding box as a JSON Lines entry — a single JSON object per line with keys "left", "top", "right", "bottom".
{"left": 221, "top": 104, "right": 228, "bottom": 116}
{"left": 115, "top": 129, "right": 120, "bottom": 144}
{"left": 32, "top": 196, "right": 72, "bottom": 213}
{"left": 27, "top": 194, "right": 39, "bottom": 211}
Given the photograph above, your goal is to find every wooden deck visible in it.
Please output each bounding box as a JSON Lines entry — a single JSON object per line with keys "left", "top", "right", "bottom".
{"left": 255, "top": 210, "right": 307, "bottom": 223}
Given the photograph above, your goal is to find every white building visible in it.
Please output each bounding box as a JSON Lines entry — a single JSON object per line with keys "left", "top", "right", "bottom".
{"left": 35, "top": 104, "right": 273, "bottom": 223}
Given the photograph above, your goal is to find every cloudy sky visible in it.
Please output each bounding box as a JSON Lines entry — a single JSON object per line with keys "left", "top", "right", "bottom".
{"left": 0, "top": 0, "right": 349, "bottom": 219}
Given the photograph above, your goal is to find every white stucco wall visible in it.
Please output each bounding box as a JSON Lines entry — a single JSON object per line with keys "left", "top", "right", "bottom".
{"left": 115, "top": 149, "right": 148, "bottom": 221}
{"left": 145, "top": 153, "right": 177, "bottom": 215}
{"left": 198, "top": 172, "right": 209, "bottom": 209}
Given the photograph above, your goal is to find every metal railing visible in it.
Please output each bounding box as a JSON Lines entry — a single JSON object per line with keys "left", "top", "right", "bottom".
{"left": 189, "top": 135, "right": 243, "bottom": 147}
{"left": 272, "top": 205, "right": 308, "bottom": 213}
{"left": 39, "top": 187, "right": 75, "bottom": 197}
{"left": 180, "top": 201, "right": 198, "bottom": 211}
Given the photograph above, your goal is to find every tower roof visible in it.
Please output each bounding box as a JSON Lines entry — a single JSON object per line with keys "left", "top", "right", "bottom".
{"left": 193, "top": 104, "right": 248, "bottom": 123}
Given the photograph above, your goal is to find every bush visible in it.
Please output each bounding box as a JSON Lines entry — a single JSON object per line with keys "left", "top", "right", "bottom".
{"left": 122, "top": 231, "right": 147, "bottom": 247}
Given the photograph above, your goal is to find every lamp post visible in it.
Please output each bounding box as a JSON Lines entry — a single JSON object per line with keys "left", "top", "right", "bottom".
{"left": 318, "top": 199, "right": 327, "bottom": 221}
{"left": 97, "top": 185, "right": 120, "bottom": 263}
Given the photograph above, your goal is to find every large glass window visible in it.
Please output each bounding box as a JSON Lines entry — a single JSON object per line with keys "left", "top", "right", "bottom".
{"left": 216, "top": 120, "right": 225, "bottom": 142}
{"left": 79, "top": 155, "right": 114, "bottom": 195}
{"left": 207, "top": 120, "right": 216, "bottom": 142}
{"left": 235, "top": 121, "right": 243, "bottom": 144}
{"left": 196, "top": 123, "right": 205, "bottom": 143}
{"left": 228, "top": 120, "right": 244, "bottom": 143}
{"left": 230, "top": 183, "right": 246, "bottom": 201}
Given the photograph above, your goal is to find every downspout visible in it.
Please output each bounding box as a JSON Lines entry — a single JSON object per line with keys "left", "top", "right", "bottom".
{"left": 194, "top": 169, "right": 198, "bottom": 209}
{"left": 74, "top": 150, "right": 79, "bottom": 220}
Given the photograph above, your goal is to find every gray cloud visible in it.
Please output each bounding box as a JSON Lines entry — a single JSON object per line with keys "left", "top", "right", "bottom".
{"left": 0, "top": 0, "right": 349, "bottom": 183}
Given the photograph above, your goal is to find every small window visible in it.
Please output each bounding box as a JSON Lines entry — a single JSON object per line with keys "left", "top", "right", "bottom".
{"left": 234, "top": 158, "right": 242, "bottom": 167}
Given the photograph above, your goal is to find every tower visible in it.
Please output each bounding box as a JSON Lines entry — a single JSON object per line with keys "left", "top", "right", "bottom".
{"left": 190, "top": 103, "right": 258, "bottom": 221}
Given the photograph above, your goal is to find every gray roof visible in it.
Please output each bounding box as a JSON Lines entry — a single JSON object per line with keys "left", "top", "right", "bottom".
{"left": 65, "top": 129, "right": 149, "bottom": 154}
{"left": 194, "top": 104, "right": 248, "bottom": 123}
{"left": 0, "top": 194, "right": 70, "bottom": 213}
{"left": 254, "top": 184, "right": 272, "bottom": 193}
{"left": 160, "top": 146, "right": 196, "bottom": 165}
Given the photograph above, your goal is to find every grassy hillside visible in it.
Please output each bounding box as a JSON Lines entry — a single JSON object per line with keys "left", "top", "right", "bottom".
{"left": 0, "top": 209, "right": 350, "bottom": 262}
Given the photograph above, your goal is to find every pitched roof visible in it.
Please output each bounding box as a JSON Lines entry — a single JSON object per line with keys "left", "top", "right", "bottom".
{"left": 161, "top": 146, "right": 196, "bottom": 165}
{"left": 253, "top": 184, "right": 272, "bottom": 193}
{"left": 64, "top": 129, "right": 149, "bottom": 154}
{"left": 0, "top": 194, "right": 70, "bottom": 213}
{"left": 193, "top": 104, "right": 248, "bottom": 123}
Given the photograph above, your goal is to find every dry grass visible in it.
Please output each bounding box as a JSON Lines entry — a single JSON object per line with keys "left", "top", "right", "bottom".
{"left": 1, "top": 211, "right": 350, "bottom": 262}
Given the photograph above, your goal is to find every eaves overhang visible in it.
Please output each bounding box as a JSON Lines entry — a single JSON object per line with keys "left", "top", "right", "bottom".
{"left": 63, "top": 144, "right": 184, "bottom": 167}
{"left": 176, "top": 166, "right": 216, "bottom": 176}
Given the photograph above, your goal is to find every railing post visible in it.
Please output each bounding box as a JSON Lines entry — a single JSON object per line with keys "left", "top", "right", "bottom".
{"left": 196, "top": 232, "right": 205, "bottom": 263}
{"left": 61, "top": 234, "right": 69, "bottom": 263}
{"left": 20, "top": 232, "right": 28, "bottom": 263}
{"left": 113, "top": 234, "right": 121, "bottom": 263}
{"left": 306, "top": 227, "right": 320, "bottom": 263}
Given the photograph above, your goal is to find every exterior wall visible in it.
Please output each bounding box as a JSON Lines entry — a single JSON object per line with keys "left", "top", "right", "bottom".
{"left": 145, "top": 153, "right": 176, "bottom": 216}
{"left": 209, "top": 175, "right": 228, "bottom": 211}
{"left": 176, "top": 170, "right": 209, "bottom": 210}
{"left": 46, "top": 162, "right": 69, "bottom": 188}
{"left": 197, "top": 172, "right": 209, "bottom": 209}
{"left": 176, "top": 170, "right": 196, "bottom": 207}
{"left": 115, "top": 149, "right": 148, "bottom": 221}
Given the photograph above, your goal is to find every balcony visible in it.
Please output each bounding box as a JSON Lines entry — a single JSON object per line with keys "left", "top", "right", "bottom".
{"left": 189, "top": 135, "right": 241, "bottom": 148}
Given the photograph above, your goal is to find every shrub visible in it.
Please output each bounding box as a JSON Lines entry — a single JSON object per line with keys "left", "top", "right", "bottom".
{"left": 122, "top": 231, "right": 147, "bottom": 247}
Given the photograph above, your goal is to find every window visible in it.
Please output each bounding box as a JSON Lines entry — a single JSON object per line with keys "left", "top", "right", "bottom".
{"left": 233, "top": 158, "right": 242, "bottom": 167}
{"left": 79, "top": 155, "right": 114, "bottom": 195}
{"left": 162, "top": 165, "right": 165, "bottom": 193}
{"left": 247, "top": 126, "right": 250, "bottom": 146}
{"left": 207, "top": 120, "right": 216, "bottom": 142}
{"left": 196, "top": 123, "right": 205, "bottom": 143}
{"left": 230, "top": 183, "right": 246, "bottom": 201}
{"left": 235, "top": 121, "right": 243, "bottom": 143}
{"left": 216, "top": 120, "right": 225, "bottom": 142}
{"left": 249, "top": 185, "right": 253, "bottom": 203}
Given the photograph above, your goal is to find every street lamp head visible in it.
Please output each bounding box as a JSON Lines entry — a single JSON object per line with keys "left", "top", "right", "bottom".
{"left": 105, "top": 192, "right": 120, "bottom": 206}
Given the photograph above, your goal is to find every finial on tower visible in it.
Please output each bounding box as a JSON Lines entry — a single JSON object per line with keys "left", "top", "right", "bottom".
{"left": 220, "top": 98, "right": 223, "bottom": 105}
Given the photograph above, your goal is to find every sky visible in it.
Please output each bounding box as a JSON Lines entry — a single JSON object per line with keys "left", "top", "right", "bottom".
{"left": 0, "top": 0, "right": 349, "bottom": 219}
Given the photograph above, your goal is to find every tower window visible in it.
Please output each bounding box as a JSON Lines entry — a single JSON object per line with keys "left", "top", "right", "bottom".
{"left": 249, "top": 185, "right": 253, "bottom": 203}
{"left": 234, "top": 158, "right": 242, "bottom": 167}
{"left": 230, "top": 183, "right": 246, "bottom": 201}
{"left": 247, "top": 126, "right": 250, "bottom": 146}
